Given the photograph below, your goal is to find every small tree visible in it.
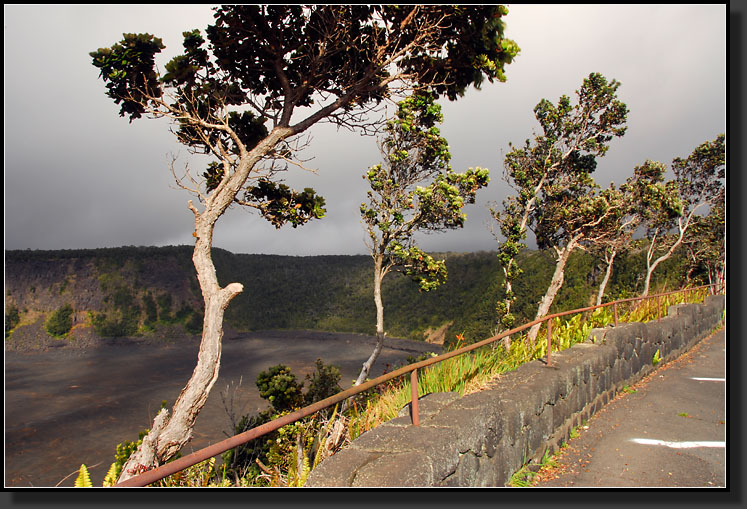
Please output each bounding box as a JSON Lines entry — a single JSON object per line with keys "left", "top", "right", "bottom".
{"left": 5, "top": 304, "right": 20, "bottom": 338}
{"left": 90, "top": 5, "right": 519, "bottom": 481}
{"left": 490, "top": 73, "right": 627, "bottom": 345}
{"left": 45, "top": 304, "right": 74, "bottom": 338}
{"left": 633, "top": 135, "right": 725, "bottom": 296}
{"left": 357, "top": 91, "right": 489, "bottom": 385}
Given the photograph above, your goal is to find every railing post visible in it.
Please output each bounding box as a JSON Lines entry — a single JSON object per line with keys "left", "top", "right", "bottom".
{"left": 410, "top": 369, "right": 420, "bottom": 426}
{"left": 546, "top": 319, "right": 553, "bottom": 367}
{"left": 614, "top": 302, "right": 619, "bottom": 326}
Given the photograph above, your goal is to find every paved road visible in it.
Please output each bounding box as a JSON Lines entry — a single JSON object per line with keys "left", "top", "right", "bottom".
{"left": 533, "top": 328, "right": 726, "bottom": 487}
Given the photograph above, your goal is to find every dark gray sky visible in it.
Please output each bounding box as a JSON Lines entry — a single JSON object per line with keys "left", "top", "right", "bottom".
{"left": 4, "top": 4, "right": 726, "bottom": 256}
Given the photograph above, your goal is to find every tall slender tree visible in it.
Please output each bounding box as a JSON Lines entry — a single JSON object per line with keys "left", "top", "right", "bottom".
{"left": 90, "top": 5, "right": 519, "bottom": 481}
{"left": 357, "top": 91, "right": 489, "bottom": 385}
{"left": 490, "top": 73, "right": 627, "bottom": 345}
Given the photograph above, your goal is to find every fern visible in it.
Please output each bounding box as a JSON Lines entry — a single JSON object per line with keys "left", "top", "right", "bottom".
{"left": 74, "top": 464, "right": 93, "bottom": 487}
{"left": 102, "top": 462, "right": 120, "bottom": 487}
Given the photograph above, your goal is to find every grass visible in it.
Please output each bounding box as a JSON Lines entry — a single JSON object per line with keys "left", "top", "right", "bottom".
{"left": 508, "top": 448, "right": 559, "bottom": 487}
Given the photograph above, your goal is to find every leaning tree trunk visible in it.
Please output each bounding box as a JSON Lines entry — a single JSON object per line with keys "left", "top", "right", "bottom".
{"left": 113, "top": 134, "right": 287, "bottom": 483}
{"left": 595, "top": 248, "right": 617, "bottom": 306}
{"left": 117, "top": 213, "right": 243, "bottom": 483}
{"left": 527, "top": 239, "right": 579, "bottom": 345}
{"left": 354, "top": 256, "right": 386, "bottom": 387}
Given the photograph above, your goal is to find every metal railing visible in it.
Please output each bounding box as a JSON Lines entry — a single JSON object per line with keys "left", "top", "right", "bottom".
{"left": 115, "top": 283, "right": 724, "bottom": 487}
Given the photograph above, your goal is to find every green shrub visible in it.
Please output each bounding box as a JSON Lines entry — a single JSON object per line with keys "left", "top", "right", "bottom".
{"left": 45, "top": 304, "right": 74, "bottom": 337}
{"left": 220, "top": 410, "right": 274, "bottom": 485}
{"left": 5, "top": 304, "right": 20, "bottom": 338}
{"left": 222, "top": 359, "right": 344, "bottom": 485}
{"left": 91, "top": 310, "right": 139, "bottom": 337}
{"left": 256, "top": 365, "right": 304, "bottom": 412}
{"left": 304, "top": 358, "right": 342, "bottom": 406}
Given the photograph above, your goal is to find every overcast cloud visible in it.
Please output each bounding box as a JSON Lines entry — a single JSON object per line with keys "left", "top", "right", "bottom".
{"left": 4, "top": 4, "right": 728, "bottom": 256}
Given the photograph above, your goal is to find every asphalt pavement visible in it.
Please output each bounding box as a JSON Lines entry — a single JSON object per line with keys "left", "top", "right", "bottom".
{"left": 533, "top": 328, "right": 726, "bottom": 488}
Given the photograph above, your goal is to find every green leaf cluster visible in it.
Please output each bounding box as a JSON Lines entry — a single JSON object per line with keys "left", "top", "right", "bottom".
{"left": 244, "top": 180, "right": 326, "bottom": 229}
{"left": 89, "top": 33, "right": 166, "bottom": 121}
{"left": 256, "top": 364, "right": 305, "bottom": 413}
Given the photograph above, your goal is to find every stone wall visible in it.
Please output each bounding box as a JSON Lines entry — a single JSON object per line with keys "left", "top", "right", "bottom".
{"left": 306, "top": 295, "right": 725, "bottom": 487}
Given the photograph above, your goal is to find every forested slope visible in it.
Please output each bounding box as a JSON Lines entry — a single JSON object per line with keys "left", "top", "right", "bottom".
{"left": 5, "top": 244, "right": 691, "bottom": 349}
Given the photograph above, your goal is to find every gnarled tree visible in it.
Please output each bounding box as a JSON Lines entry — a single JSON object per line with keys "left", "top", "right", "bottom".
{"left": 89, "top": 5, "right": 518, "bottom": 482}
{"left": 490, "top": 72, "right": 627, "bottom": 345}
{"left": 357, "top": 91, "right": 489, "bottom": 385}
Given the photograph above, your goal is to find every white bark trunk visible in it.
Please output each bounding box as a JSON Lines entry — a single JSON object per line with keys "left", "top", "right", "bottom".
{"left": 527, "top": 239, "right": 579, "bottom": 344}
{"left": 355, "top": 255, "right": 386, "bottom": 386}
{"left": 115, "top": 133, "right": 286, "bottom": 482}
{"left": 117, "top": 218, "right": 243, "bottom": 483}
{"left": 595, "top": 248, "right": 617, "bottom": 306}
{"left": 643, "top": 211, "right": 699, "bottom": 297}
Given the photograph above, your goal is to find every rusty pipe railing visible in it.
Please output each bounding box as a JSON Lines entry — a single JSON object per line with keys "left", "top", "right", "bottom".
{"left": 115, "top": 283, "right": 722, "bottom": 487}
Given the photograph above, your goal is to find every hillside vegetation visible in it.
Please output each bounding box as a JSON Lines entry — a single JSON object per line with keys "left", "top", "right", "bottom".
{"left": 5, "top": 243, "right": 691, "bottom": 350}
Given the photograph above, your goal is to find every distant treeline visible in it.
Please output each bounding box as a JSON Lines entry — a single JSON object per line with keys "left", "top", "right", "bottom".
{"left": 5, "top": 243, "right": 692, "bottom": 347}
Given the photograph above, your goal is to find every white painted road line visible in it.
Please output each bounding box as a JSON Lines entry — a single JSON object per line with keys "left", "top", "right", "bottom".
{"left": 690, "top": 377, "right": 725, "bottom": 382}
{"left": 630, "top": 439, "right": 725, "bottom": 449}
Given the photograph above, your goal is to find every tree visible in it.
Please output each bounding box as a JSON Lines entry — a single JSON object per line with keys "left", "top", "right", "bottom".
{"left": 588, "top": 164, "right": 674, "bottom": 306}
{"left": 90, "top": 5, "right": 519, "bottom": 482}
{"left": 357, "top": 91, "right": 489, "bottom": 385}
{"left": 682, "top": 187, "right": 725, "bottom": 290}
{"left": 490, "top": 73, "right": 627, "bottom": 345}
{"left": 633, "top": 135, "right": 725, "bottom": 296}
